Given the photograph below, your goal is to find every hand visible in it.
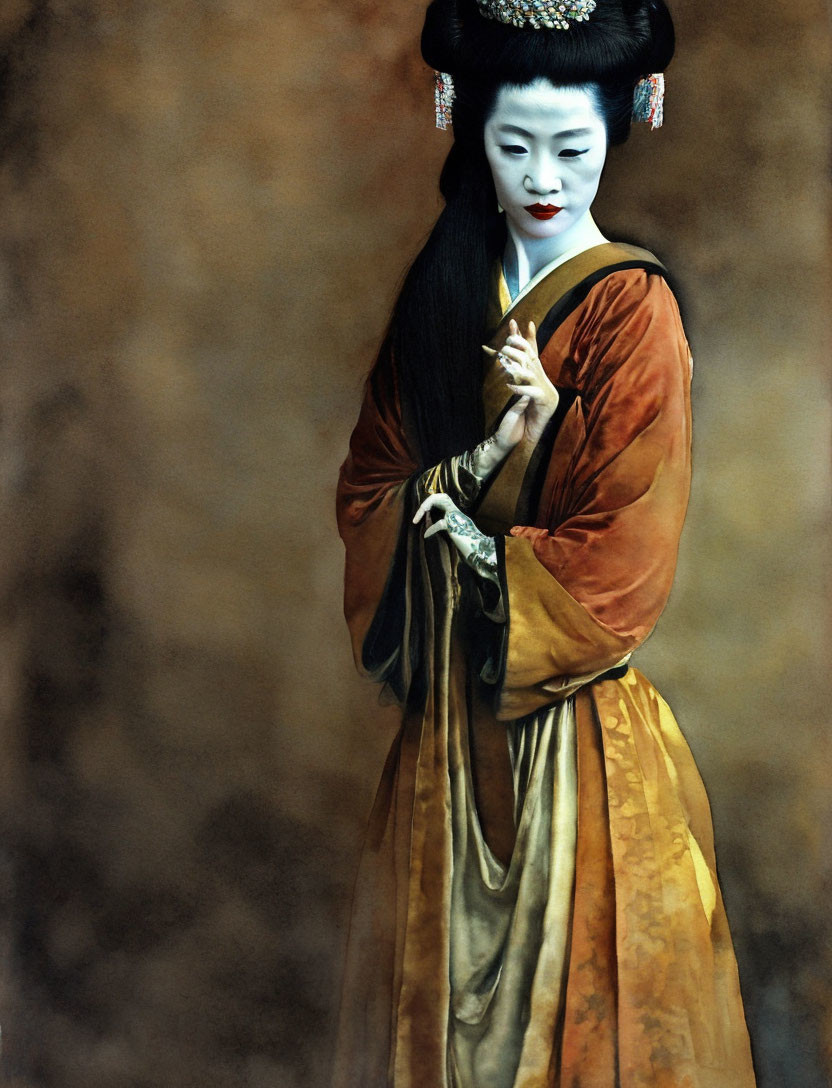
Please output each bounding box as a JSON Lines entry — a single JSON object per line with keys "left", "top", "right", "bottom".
{"left": 412, "top": 492, "right": 498, "bottom": 582}
{"left": 470, "top": 394, "right": 531, "bottom": 477}
{"left": 483, "top": 319, "right": 559, "bottom": 445}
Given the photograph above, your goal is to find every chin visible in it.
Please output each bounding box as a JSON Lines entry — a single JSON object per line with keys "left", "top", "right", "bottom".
{"left": 513, "top": 217, "right": 570, "bottom": 241}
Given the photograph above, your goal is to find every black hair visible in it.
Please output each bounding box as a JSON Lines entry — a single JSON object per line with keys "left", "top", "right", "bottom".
{"left": 388, "top": 0, "right": 675, "bottom": 466}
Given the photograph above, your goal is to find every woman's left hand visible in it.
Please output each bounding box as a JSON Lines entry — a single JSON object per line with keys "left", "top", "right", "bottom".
{"left": 413, "top": 492, "right": 497, "bottom": 582}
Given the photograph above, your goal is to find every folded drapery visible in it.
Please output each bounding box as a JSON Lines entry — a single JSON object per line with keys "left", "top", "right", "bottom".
{"left": 334, "top": 244, "right": 755, "bottom": 1088}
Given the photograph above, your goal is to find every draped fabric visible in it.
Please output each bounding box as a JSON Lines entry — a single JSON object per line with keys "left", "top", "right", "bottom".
{"left": 334, "top": 243, "right": 756, "bottom": 1088}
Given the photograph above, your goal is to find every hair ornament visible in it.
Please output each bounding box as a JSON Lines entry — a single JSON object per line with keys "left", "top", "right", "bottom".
{"left": 632, "top": 72, "right": 664, "bottom": 128}
{"left": 434, "top": 70, "right": 456, "bottom": 130}
{"left": 475, "top": 0, "right": 596, "bottom": 31}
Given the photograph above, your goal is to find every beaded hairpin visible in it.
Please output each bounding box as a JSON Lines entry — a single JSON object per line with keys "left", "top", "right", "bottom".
{"left": 475, "top": 0, "right": 596, "bottom": 31}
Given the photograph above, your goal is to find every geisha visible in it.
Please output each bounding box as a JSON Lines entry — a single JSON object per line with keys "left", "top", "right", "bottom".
{"left": 334, "top": 0, "right": 757, "bottom": 1084}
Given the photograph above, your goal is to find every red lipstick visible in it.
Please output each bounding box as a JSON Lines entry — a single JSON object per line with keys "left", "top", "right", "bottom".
{"left": 524, "top": 203, "right": 562, "bottom": 221}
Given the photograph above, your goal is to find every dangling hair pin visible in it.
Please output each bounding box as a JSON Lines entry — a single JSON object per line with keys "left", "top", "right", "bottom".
{"left": 632, "top": 72, "right": 664, "bottom": 129}
{"left": 434, "top": 70, "right": 455, "bottom": 130}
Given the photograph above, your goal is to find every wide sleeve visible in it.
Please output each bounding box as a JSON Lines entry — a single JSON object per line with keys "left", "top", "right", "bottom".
{"left": 336, "top": 346, "right": 417, "bottom": 685}
{"left": 336, "top": 344, "right": 491, "bottom": 700}
{"left": 495, "top": 271, "right": 693, "bottom": 720}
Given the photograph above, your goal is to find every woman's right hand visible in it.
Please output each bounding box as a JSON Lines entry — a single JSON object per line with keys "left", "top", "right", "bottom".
{"left": 484, "top": 319, "right": 560, "bottom": 446}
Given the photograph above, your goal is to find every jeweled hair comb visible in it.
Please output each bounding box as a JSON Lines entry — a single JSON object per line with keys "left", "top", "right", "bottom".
{"left": 475, "top": 0, "right": 597, "bottom": 31}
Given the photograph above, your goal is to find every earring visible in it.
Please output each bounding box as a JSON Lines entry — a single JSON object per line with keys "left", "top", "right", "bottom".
{"left": 497, "top": 200, "right": 504, "bottom": 213}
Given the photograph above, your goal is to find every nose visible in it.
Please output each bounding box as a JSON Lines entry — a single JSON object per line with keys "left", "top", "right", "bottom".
{"left": 523, "top": 171, "right": 563, "bottom": 197}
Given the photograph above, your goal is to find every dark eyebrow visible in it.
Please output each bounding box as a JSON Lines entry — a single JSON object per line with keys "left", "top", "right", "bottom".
{"left": 555, "top": 127, "right": 593, "bottom": 138}
{"left": 496, "top": 124, "right": 593, "bottom": 139}
{"left": 497, "top": 125, "right": 534, "bottom": 138}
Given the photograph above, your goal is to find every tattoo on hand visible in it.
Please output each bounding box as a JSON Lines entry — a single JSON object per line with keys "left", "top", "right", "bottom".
{"left": 445, "top": 510, "right": 477, "bottom": 537}
{"left": 445, "top": 510, "right": 498, "bottom": 581}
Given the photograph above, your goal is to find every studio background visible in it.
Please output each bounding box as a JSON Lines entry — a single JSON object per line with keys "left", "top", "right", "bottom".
{"left": 0, "top": 0, "right": 828, "bottom": 1086}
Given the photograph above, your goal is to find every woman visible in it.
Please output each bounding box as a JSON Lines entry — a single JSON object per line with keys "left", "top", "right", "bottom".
{"left": 335, "top": 0, "right": 756, "bottom": 1084}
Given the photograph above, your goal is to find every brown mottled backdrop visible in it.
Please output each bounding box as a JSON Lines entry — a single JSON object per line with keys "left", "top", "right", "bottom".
{"left": 0, "top": 1, "right": 827, "bottom": 1085}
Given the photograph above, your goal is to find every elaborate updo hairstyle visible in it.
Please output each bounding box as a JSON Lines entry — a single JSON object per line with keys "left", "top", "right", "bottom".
{"left": 389, "top": 0, "right": 675, "bottom": 466}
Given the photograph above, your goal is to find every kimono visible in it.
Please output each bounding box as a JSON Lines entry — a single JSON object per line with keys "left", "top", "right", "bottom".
{"left": 334, "top": 242, "right": 756, "bottom": 1088}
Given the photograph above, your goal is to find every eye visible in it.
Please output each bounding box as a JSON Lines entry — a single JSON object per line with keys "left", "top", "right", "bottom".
{"left": 559, "top": 148, "right": 590, "bottom": 158}
{"left": 499, "top": 144, "right": 528, "bottom": 155}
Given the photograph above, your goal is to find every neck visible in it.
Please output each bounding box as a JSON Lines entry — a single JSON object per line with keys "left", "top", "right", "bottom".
{"left": 504, "top": 212, "right": 607, "bottom": 295}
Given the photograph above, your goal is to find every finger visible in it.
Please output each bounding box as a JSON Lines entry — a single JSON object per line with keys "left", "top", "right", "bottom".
{"left": 423, "top": 519, "right": 447, "bottom": 539}
{"left": 487, "top": 345, "right": 519, "bottom": 367}
{"left": 507, "top": 394, "right": 531, "bottom": 412}
{"left": 507, "top": 361, "right": 533, "bottom": 377}
{"left": 499, "top": 394, "right": 531, "bottom": 420}
{"left": 412, "top": 492, "right": 453, "bottom": 523}
{"left": 501, "top": 367, "right": 525, "bottom": 385}
{"left": 513, "top": 387, "right": 554, "bottom": 408}
{"left": 503, "top": 367, "right": 532, "bottom": 388}
{"left": 521, "top": 351, "right": 543, "bottom": 375}
{"left": 507, "top": 385, "right": 545, "bottom": 399}
{"left": 497, "top": 352, "right": 527, "bottom": 371}
{"left": 503, "top": 373, "right": 527, "bottom": 391}
{"left": 504, "top": 341, "right": 534, "bottom": 358}
{"left": 497, "top": 404, "right": 529, "bottom": 438}
{"left": 498, "top": 345, "right": 528, "bottom": 365}
{"left": 413, "top": 498, "right": 432, "bottom": 523}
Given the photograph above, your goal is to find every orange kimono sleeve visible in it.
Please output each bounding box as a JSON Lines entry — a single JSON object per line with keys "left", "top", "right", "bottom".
{"left": 337, "top": 345, "right": 488, "bottom": 698}
{"left": 336, "top": 345, "right": 419, "bottom": 687}
{"left": 496, "top": 271, "right": 693, "bottom": 719}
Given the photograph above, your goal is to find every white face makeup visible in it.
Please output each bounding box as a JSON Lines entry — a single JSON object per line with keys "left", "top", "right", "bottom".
{"left": 484, "top": 80, "right": 608, "bottom": 251}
